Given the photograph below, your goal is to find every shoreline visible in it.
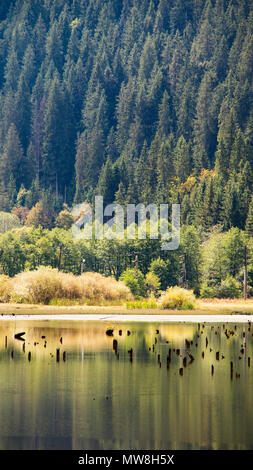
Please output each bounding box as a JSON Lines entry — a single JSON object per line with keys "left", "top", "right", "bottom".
{"left": 0, "top": 313, "right": 252, "bottom": 323}
{"left": 0, "top": 300, "right": 253, "bottom": 322}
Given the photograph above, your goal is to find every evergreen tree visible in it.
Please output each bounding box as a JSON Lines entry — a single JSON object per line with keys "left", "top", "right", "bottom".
{"left": 42, "top": 75, "right": 68, "bottom": 195}
{"left": 157, "top": 90, "right": 173, "bottom": 137}
{"left": 193, "top": 71, "right": 216, "bottom": 170}
{"left": 174, "top": 136, "right": 191, "bottom": 183}
{"left": 0, "top": 124, "right": 24, "bottom": 209}
{"left": 246, "top": 195, "right": 253, "bottom": 237}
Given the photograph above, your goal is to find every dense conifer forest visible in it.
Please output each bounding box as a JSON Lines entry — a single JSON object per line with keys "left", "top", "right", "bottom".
{"left": 0, "top": 0, "right": 253, "bottom": 298}
{"left": 0, "top": 0, "right": 252, "bottom": 225}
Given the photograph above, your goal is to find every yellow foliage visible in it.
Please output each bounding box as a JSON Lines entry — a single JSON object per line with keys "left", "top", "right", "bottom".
{"left": 200, "top": 169, "right": 216, "bottom": 179}
{"left": 70, "top": 18, "right": 80, "bottom": 29}
{"left": 7, "top": 267, "right": 132, "bottom": 305}
{"left": 179, "top": 176, "right": 197, "bottom": 195}
{"left": 158, "top": 286, "right": 197, "bottom": 310}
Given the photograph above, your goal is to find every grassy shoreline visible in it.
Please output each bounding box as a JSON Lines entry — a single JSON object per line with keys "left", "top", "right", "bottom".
{"left": 1, "top": 299, "right": 253, "bottom": 316}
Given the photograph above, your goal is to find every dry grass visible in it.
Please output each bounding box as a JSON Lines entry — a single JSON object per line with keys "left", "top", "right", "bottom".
{"left": 3, "top": 266, "right": 132, "bottom": 305}
{"left": 1, "top": 298, "right": 253, "bottom": 315}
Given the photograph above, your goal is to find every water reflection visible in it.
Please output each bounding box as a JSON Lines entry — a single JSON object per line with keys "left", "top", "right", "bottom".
{"left": 0, "top": 320, "right": 252, "bottom": 450}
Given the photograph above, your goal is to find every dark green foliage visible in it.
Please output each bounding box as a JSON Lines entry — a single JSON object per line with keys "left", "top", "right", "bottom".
{"left": 0, "top": 0, "right": 252, "bottom": 235}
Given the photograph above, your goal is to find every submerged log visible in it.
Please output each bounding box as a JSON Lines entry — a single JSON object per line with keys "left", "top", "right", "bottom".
{"left": 106, "top": 329, "right": 114, "bottom": 336}
{"left": 56, "top": 348, "right": 60, "bottom": 362}
{"left": 14, "top": 332, "right": 25, "bottom": 341}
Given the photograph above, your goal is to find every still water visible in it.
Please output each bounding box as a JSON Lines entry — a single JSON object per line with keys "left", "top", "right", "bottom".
{"left": 0, "top": 319, "right": 253, "bottom": 450}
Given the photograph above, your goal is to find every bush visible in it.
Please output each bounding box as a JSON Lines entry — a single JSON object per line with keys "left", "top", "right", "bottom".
{"left": 200, "top": 277, "right": 241, "bottom": 299}
{"left": 200, "top": 282, "right": 216, "bottom": 299}
{"left": 79, "top": 272, "right": 133, "bottom": 302}
{"left": 215, "top": 276, "right": 241, "bottom": 299}
{"left": 159, "top": 286, "right": 197, "bottom": 310}
{"left": 10, "top": 267, "right": 63, "bottom": 304}
{"left": 8, "top": 266, "right": 132, "bottom": 304}
{"left": 120, "top": 268, "right": 146, "bottom": 298}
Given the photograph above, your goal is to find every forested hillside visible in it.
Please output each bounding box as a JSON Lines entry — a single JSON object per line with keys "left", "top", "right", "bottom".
{"left": 0, "top": 0, "right": 253, "bottom": 231}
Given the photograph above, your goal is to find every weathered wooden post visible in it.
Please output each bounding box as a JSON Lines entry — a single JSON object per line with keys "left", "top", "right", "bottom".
{"left": 244, "top": 245, "right": 247, "bottom": 300}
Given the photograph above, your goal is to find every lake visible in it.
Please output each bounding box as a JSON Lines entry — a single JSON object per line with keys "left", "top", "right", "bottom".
{"left": 0, "top": 319, "right": 252, "bottom": 450}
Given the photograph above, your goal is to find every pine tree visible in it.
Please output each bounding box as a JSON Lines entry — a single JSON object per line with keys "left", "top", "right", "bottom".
{"left": 215, "top": 101, "right": 239, "bottom": 179}
{"left": 32, "top": 13, "right": 47, "bottom": 66}
{"left": 42, "top": 75, "right": 67, "bottom": 195}
{"left": 174, "top": 136, "right": 191, "bottom": 183}
{"left": 246, "top": 195, "right": 253, "bottom": 237}
{"left": 156, "top": 134, "right": 175, "bottom": 204}
{"left": 96, "top": 157, "right": 117, "bottom": 207}
{"left": 45, "top": 21, "right": 64, "bottom": 72}
{"left": 193, "top": 71, "right": 216, "bottom": 170}
{"left": 138, "top": 34, "right": 157, "bottom": 82}
{"left": 15, "top": 73, "right": 31, "bottom": 150}
{"left": 4, "top": 49, "right": 20, "bottom": 92}
{"left": 157, "top": 90, "right": 173, "bottom": 137}
{"left": 115, "top": 181, "right": 127, "bottom": 206}
{"left": 0, "top": 124, "right": 24, "bottom": 208}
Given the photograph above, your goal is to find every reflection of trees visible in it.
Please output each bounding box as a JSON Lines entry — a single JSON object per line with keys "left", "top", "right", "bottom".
{"left": 0, "top": 322, "right": 253, "bottom": 450}
{"left": 0, "top": 322, "right": 197, "bottom": 356}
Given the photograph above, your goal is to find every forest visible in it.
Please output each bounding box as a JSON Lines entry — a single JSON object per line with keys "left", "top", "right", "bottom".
{"left": 0, "top": 0, "right": 253, "bottom": 299}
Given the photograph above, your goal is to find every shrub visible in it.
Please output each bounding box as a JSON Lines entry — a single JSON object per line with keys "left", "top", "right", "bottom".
{"left": 10, "top": 267, "right": 63, "bottom": 304}
{"left": 8, "top": 266, "right": 132, "bottom": 304}
{"left": 200, "top": 277, "right": 241, "bottom": 299}
{"left": 159, "top": 286, "right": 197, "bottom": 310}
{"left": 200, "top": 282, "right": 216, "bottom": 299}
{"left": 78, "top": 272, "right": 132, "bottom": 302}
{"left": 120, "top": 268, "right": 146, "bottom": 298}
{"left": 215, "top": 276, "right": 241, "bottom": 299}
